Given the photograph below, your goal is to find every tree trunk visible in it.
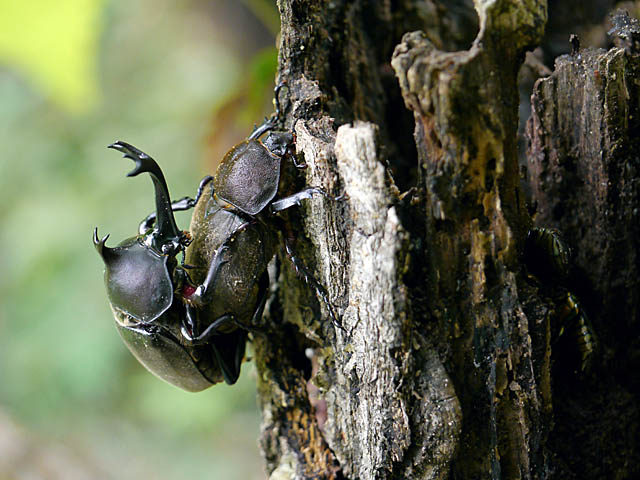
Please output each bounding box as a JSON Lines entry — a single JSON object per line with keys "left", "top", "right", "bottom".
{"left": 252, "top": 1, "right": 640, "bottom": 479}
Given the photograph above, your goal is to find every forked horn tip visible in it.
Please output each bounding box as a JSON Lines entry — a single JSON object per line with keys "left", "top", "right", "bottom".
{"left": 93, "top": 227, "right": 111, "bottom": 257}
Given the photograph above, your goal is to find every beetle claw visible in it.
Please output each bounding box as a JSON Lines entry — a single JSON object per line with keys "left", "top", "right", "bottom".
{"left": 273, "top": 80, "right": 287, "bottom": 118}
{"left": 292, "top": 155, "right": 307, "bottom": 169}
{"left": 180, "top": 323, "right": 195, "bottom": 342}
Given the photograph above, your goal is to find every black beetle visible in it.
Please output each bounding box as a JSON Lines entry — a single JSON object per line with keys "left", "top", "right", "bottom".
{"left": 211, "top": 84, "right": 324, "bottom": 217}
{"left": 94, "top": 142, "right": 252, "bottom": 390}
{"left": 94, "top": 90, "right": 341, "bottom": 391}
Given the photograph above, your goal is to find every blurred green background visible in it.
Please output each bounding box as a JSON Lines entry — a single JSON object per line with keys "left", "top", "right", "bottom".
{"left": 0, "top": 1, "right": 279, "bottom": 478}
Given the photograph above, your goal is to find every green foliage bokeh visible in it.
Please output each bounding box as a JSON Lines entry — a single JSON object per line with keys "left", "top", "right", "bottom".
{"left": 0, "top": 1, "right": 277, "bottom": 478}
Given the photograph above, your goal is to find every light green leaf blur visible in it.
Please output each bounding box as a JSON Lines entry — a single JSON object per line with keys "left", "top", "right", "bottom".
{"left": 0, "top": 1, "right": 278, "bottom": 478}
{"left": 0, "top": 0, "right": 104, "bottom": 112}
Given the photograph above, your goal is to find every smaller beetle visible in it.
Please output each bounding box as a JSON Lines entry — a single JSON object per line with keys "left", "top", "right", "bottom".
{"left": 182, "top": 102, "right": 344, "bottom": 343}
{"left": 211, "top": 84, "right": 325, "bottom": 217}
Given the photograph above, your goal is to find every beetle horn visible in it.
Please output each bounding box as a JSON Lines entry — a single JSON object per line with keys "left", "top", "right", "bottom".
{"left": 93, "top": 227, "right": 112, "bottom": 261}
{"left": 108, "top": 141, "right": 182, "bottom": 250}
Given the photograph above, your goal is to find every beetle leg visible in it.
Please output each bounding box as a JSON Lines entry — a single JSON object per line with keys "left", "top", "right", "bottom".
{"left": 182, "top": 271, "right": 270, "bottom": 347}
{"left": 188, "top": 245, "right": 231, "bottom": 307}
{"left": 195, "top": 219, "right": 255, "bottom": 296}
{"left": 211, "top": 329, "right": 248, "bottom": 385}
{"left": 248, "top": 272, "right": 269, "bottom": 333}
{"left": 137, "top": 177, "right": 214, "bottom": 235}
{"left": 194, "top": 175, "right": 214, "bottom": 203}
{"left": 181, "top": 311, "right": 236, "bottom": 345}
{"left": 247, "top": 82, "right": 288, "bottom": 141}
{"left": 273, "top": 80, "right": 286, "bottom": 118}
{"left": 185, "top": 221, "right": 255, "bottom": 308}
{"left": 248, "top": 116, "right": 277, "bottom": 141}
{"left": 182, "top": 303, "right": 198, "bottom": 340}
{"left": 291, "top": 153, "right": 307, "bottom": 169}
{"left": 269, "top": 187, "right": 331, "bottom": 213}
{"left": 276, "top": 224, "right": 344, "bottom": 332}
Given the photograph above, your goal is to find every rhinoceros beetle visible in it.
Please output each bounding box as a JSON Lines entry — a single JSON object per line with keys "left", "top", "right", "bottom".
{"left": 94, "top": 142, "right": 253, "bottom": 391}
{"left": 94, "top": 87, "right": 341, "bottom": 391}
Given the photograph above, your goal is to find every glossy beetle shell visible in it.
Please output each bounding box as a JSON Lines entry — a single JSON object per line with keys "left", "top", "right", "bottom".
{"left": 186, "top": 183, "right": 276, "bottom": 333}
{"left": 94, "top": 118, "right": 331, "bottom": 390}
{"left": 112, "top": 305, "right": 227, "bottom": 391}
{"left": 213, "top": 132, "right": 293, "bottom": 215}
{"left": 100, "top": 236, "right": 174, "bottom": 323}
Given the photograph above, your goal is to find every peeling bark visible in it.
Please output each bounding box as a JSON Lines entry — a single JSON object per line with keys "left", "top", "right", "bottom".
{"left": 251, "top": 1, "right": 639, "bottom": 479}
{"left": 527, "top": 45, "right": 640, "bottom": 480}
{"left": 391, "top": 1, "right": 549, "bottom": 477}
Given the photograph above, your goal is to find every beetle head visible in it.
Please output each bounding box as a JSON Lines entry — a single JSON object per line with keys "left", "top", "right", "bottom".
{"left": 262, "top": 131, "right": 294, "bottom": 157}
{"left": 94, "top": 141, "right": 187, "bottom": 323}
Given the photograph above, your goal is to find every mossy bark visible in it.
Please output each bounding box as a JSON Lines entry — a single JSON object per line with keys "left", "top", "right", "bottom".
{"left": 251, "top": 1, "right": 639, "bottom": 479}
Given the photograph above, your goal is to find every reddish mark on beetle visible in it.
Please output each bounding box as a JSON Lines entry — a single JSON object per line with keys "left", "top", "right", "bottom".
{"left": 182, "top": 285, "right": 197, "bottom": 298}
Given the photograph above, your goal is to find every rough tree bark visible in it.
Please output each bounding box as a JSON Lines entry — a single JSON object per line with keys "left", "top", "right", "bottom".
{"left": 251, "top": 1, "right": 639, "bottom": 479}
{"left": 526, "top": 39, "right": 640, "bottom": 478}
